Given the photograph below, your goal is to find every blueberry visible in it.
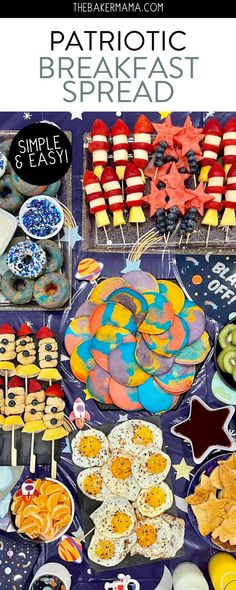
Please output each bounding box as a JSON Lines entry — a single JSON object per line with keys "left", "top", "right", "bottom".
{"left": 157, "top": 181, "right": 166, "bottom": 189}
{"left": 186, "top": 220, "right": 197, "bottom": 229}
{"left": 169, "top": 207, "right": 179, "bottom": 214}
{"left": 190, "top": 165, "right": 198, "bottom": 173}
{"left": 23, "top": 350, "right": 29, "bottom": 357}
{"left": 51, "top": 418, "right": 57, "bottom": 425}
{"left": 189, "top": 207, "right": 198, "bottom": 213}
{"left": 156, "top": 208, "right": 165, "bottom": 217}
{"left": 188, "top": 212, "right": 197, "bottom": 220}
{"left": 32, "top": 399, "right": 39, "bottom": 406}
{"left": 45, "top": 344, "right": 52, "bottom": 351}
{"left": 155, "top": 160, "right": 163, "bottom": 167}
{"left": 166, "top": 225, "right": 174, "bottom": 232}
{"left": 159, "top": 141, "right": 168, "bottom": 148}
{"left": 20, "top": 340, "right": 26, "bottom": 346}
{"left": 51, "top": 407, "right": 58, "bottom": 413}
{"left": 0, "top": 347, "right": 5, "bottom": 354}
{"left": 165, "top": 155, "right": 174, "bottom": 162}
{"left": 1, "top": 339, "right": 8, "bottom": 345}
{"left": 9, "top": 400, "right": 16, "bottom": 407}
{"left": 30, "top": 409, "right": 36, "bottom": 415}
{"left": 156, "top": 148, "right": 164, "bottom": 156}
{"left": 45, "top": 355, "right": 52, "bottom": 361}
{"left": 8, "top": 393, "right": 15, "bottom": 399}
{"left": 187, "top": 150, "right": 195, "bottom": 156}
{"left": 188, "top": 155, "right": 196, "bottom": 163}
{"left": 179, "top": 167, "right": 188, "bottom": 173}
{"left": 167, "top": 213, "right": 177, "bottom": 220}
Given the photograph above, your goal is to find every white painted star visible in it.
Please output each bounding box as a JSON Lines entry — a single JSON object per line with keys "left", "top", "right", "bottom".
{"left": 71, "top": 525, "right": 85, "bottom": 539}
{"left": 25, "top": 321, "right": 34, "bottom": 329}
{"left": 172, "top": 458, "right": 193, "bottom": 481}
{"left": 60, "top": 226, "right": 82, "bottom": 249}
{"left": 117, "top": 413, "right": 129, "bottom": 422}
{"left": 116, "top": 111, "right": 122, "bottom": 116}
{"left": 71, "top": 112, "right": 83, "bottom": 120}
{"left": 23, "top": 112, "right": 32, "bottom": 120}
{"left": 205, "top": 111, "right": 215, "bottom": 119}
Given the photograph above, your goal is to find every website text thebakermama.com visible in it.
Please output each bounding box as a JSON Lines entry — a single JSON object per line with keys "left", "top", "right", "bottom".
{"left": 73, "top": 2, "right": 164, "bottom": 13}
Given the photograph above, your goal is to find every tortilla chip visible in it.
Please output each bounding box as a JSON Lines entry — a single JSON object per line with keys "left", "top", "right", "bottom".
{"left": 212, "top": 505, "right": 236, "bottom": 545}
{"left": 218, "top": 452, "right": 236, "bottom": 470}
{"left": 192, "top": 498, "right": 228, "bottom": 536}
{"left": 186, "top": 473, "right": 214, "bottom": 505}
{"left": 209, "top": 466, "right": 223, "bottom": 489}
{"left": 218, "top": 464, "right": 236, "bottom": 499}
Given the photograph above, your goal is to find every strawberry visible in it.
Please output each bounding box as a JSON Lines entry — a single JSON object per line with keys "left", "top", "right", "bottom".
{"left": 133, "top": 114, "right": 154, "bottom": 134}
{"left": 17, "top": 323, "right": 33, "bottom": 337}
{"left": 8, "top": 376, "right": 24, "bottom": 388}
{"left": 0, "top": 323, "right": 15, "bottom": 335}
{"left": 91, "top": 119, "right": 110, "bottom": 137}
{"left": 36, "top": 326, "right": 54, "bottom": 340}
{"left": 83, "top": 171, "right": 101, "bottom": 186}
{"left": 28, "top": 379, "right": 42, "bottom": 393}
{"left": 45, "top": 384, "right": 64, "bottom": 398}
{"left": 111, "top": 119, "right": 130, "bottom": 136}
{"left": 124, "top": 162, "right": 142, "bottom": 179}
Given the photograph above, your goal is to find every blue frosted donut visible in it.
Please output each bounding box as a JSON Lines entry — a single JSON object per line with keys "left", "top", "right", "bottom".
{"left": 45, "top": 180, "right": 61, "bottom": 197}
{"left": 37, "top": 239, "right": 64, "bottom": 273}
{"left": 7, "top": 241, "right": 47, "bottom": 279}
{"left": 34, "top": 272, "right": 70, "bottom": 309}
{"left": 0, "top": 176, "right": 24, "bottom": 214}
{"left": 1, "top": 269, "right": 34, "bottom": 304}
{"left": 10, "top": 169, "right": 47, "bottom": 197}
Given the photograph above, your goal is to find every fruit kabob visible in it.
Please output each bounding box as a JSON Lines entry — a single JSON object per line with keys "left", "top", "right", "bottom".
{"left": 88, "top": 119, "right": 110, "bottom": 179}
{"left": 220, "top": 162, "right": 236, "bottom": 241}
{"left": 83, "top": 170, "right": 110, "bottom": 243}
{"left": 201, "top": 162, "right": 225, "bottom": 246}
{"left": 199, "top": 118, "right": 223, "bottom": 182}
{"left": 101, "top": 166, "right": 126, "bottom": 244}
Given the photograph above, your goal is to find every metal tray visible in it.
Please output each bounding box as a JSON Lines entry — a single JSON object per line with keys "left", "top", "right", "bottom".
{"left": 81, "top": 132, "right": 236, "bottom": 255}
{"left": 0, "top": 130, "right": 72, "bottom": 311}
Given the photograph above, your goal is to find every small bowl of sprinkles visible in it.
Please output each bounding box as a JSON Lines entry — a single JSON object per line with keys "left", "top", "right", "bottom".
{"left": 19, "top": 195, "right": 64, "bottom": 239}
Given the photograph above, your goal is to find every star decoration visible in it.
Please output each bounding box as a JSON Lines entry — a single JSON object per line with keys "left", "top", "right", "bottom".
{"left": 23, "top": 112, "right": 32, "bottom": 120}
{"left": 70, "top": 112, "right": 83, "bottom": 120}
{"left": 185, "top": 183, "right": 212, "bottom": 216}
{"left": 60, "top": 226, "right": 82, "bottom": 248}
{"left": 205, "top": 111, "right": 215, "bottom": 119}
{"left": 174, "top": 115, "right": 204, "bottom": 156}
{"left": 118, "top": 413, "right": 129, "bottom": 422}
{"left": 172, "top": 458, "right": 193, "bottom": 481}
{"left": 83, "top": 388, "right": 93, "bottom": 401}
{"left": 159, "top": 111, "right": 172, "bottom": 120}
{"left": 152, "top": 115, "right": 182, "bottom": 149}
{"left": 121, "top": 259, "right": 141, "bottom": 274}
{"left": 171, "top": 395, "right": 235, "bottom": 464}
{"left": 142, "top": 181, "right": 167, "bottom": 216}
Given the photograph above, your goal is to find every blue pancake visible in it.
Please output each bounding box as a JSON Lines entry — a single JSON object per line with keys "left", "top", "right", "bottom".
{"left": 138, "top": 377, "right": 174, "bottom": 413}
{"left": 175, "top": 331, "right": 211, "bottom": 365}
{"left": 138, "top": 292, "right": 174, "bottom": 335}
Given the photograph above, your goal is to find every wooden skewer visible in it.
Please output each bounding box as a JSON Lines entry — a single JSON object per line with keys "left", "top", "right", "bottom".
{"left": 29, "top": 432, "right": 36, "bottom": 474}
{"left": 225, "top": 226, "right": 230, "bottom": 243}
{"left": 178, "top": 235, "right": 183, "bottom": 247}
{"left": 120, "top": 225, "right": 126, "bottom": 245}
{"left": 79, "top": 526, "right": 95, "bottom": 543}
{"left": 11, "top": 426, "right": 17, "bottom": 467}
{"left": 51, "top": 439, "right": 57, "bottom": 479}
{"left": 206, "top": 225, "right": 211, "bottom": 248}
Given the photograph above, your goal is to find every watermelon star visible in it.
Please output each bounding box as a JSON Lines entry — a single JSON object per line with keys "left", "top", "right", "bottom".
{"left": 165, "top": 186, "right": 193, "bottom": 215}
{"left": 174, "top": 115, "right": 204, "bottom": 156}
{"left": 152, "top": 115, "right": 182, "bottom": 149}
{"left": 142, "top": 181, "right": 168, "bottom": 216}
{"left": 163, "top": 162, "right": 186, "bottom": 190}
{"left": 185, "top": 183, "right": 213, "bottom": 216}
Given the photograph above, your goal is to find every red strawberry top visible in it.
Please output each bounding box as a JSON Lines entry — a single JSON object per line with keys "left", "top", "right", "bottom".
{"left": 83, "top": 171, "right": 101, "bottom": 188}
{"left": 101, "top": 166, "right": 120, "bottom": 184}
{"left": 125, "top": 162, "right": 142, "bottom": 180}
{"left": 17, "top": 323, "right": 33, "bottom": 337}
{"left": 0, "top": 324, "right": 15, "bottom": 335}
{"left": 203, "top": 118, "right": 222, "bottom": 136}
{"left": 91, "top": 119, "right": 110, "bottom": 137}
{"left": 36, "top": 326, "right": 55, "bottom": 340}
{"left": 28, "top": 379, "right": 42, "bottom": 393}
{"left": 8, "top": 376, "right": 24, "bottom": 388}
{"left": 45, "top": 384, "right": 64, "bottom": 398}
{"left": 223, "top": 118, "right": 236, "bottom": 134}
{"left": 133, "top": 114, "right": 154, "bottom": 134}
{"left": 208, "top": 162, "right": 225, "bottom": 179}
{"left": 111, "top": 119, "right": 130, "bottom": 137}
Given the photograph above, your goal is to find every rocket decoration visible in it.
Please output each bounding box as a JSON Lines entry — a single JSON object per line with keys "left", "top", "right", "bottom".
{"left": 83, "top": 171, "right": 110, "bottom": 229}
{"left": 199, "top": 118, "right": 223, "bottom": 182}
{"left": 124, "top": 162, "right": 146, "bottom": 224}
{"left": 220, "top": 162, "right": 236, "bottom": 230}
{"left": 202, "top": 162, "right": 225, "bottom": 244}
{"left": 101, "top": 166, "right": 126, "bottom": 228}
{"left": 222, "top": 118, "right": 236, "bottom": 175}
{"left": 88, "top": 119, "right": 110, "bottom": 179}
{"left": 111, "top": 119, "right": 130, "bottom": 180}
{"left": 69, "top": 397, "right": 91, "bottom": 430}
{"left": 132, "top": 114, "right": 154, "bottom": 174}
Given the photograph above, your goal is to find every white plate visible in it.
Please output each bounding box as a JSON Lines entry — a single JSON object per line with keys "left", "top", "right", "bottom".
{"left": 0, "top": 210, "right": 17, "bottom": 256}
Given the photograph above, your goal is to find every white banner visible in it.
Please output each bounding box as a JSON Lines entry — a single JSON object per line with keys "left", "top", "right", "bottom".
{"left": 0, "top": 18, "right": 235, "bottom": 111}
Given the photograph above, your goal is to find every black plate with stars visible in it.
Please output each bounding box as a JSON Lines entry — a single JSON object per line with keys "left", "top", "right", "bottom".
{"left": 0, "top": 530, "right": 40, "bottom": 590}
{"left": 175, "top": 254, "right": 236, "bottom": 325}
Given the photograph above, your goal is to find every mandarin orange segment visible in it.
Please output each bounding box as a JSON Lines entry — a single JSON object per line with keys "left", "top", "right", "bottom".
{"left": 56, "top": 514, "right": 71, "bottom": 531}
{"left": 39, "top": 481, "right": 54, "bottom": 495}
{"left": 44, "top": 483, "right": 62, "bottom": 496}
{"left": 47, "top": 491, "right": 62, "bottom": 513}
{"left": 18, "top": 517, "right": 40, "bottom": 536}
{"left": 60, "top": 493, "right": 71, "bottom": 506}
{"left": 23, "top": 504, "right": 40, "bottom": 518}
{"left": 51, "top": 505, "right": 70, "bottom": 521}
{"left": 33, "top": 495, "right": 47, "bottom": 510}
{"left": 34, "top": 479, "right": 42, "bottom": 492}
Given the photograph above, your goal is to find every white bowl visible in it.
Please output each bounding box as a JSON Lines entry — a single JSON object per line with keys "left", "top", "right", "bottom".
{"left": 19, "top": 195, "right": 64, "bottom": 239}
{"left": 11, "top": 477, "right": 75, "bottom": 544}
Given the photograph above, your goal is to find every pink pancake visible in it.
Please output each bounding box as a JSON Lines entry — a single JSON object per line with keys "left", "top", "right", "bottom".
{"left": 87, "top": 365, "right": 113, "bottom": 404}
{"left": 155, "top": 363, "right": 195, "bottom": 395}
{"left": 64, "top": 316, "right": 91, "bottom": 356}
{"left": 109, "top": 377, "right": 142, "bottom": 411}
{"left": 89, "top": 302, "right": 136, "bottom": 336}
{"left": 124, "top": 270, "right": 159, "bottom": 293}
{"left": 90, "top": 325, "right": 136, "bottom": 371}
